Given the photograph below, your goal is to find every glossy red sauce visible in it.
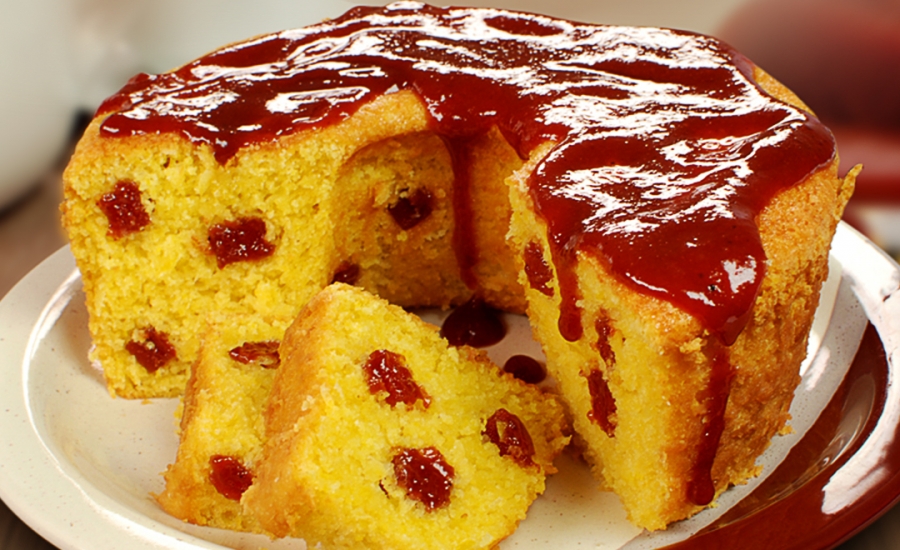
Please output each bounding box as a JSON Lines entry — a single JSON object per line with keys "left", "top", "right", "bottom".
{"left": 364, "top": 349, "right": 430, "bottom": 408}
{"left": 207, "top": 216, "right": 275, "bottom": 268}
{"left": 392, "top": 446, "right": 454, "bottom": 511}
{"left": 687, "top": 349, "right": 736, "bottom": 505}
{"left": 443, "top": 136, "right": 479, "bottom": 288}
{"left": 125, "top": 326, "right": 177, "bottom": 373}
{"left": 483, "top": 408, "right": 537, "bottom": 468}
{"left": 229, "top": 340, "right": 280, "bottom": 368}
{"left": 586, "top": 368, "right": 617, "bottom": 438}
{"left": 440, "top": 295, "right": 506, "bottom": 347}
{"left": 388, "top": 187, "right": 434, "bottom": 230}
{"left": 523, "top": 241, "right": 554, "bottom": 297}
{"left": 209, "top": 455, "right": 253, "bottom": 501}
{"left": 97, "top": 180, "right": 150, "bottom": 238}
{"left": 96, "top": 3, "right": 834, "bottom": 345}
{"left": 503, "top": 354, "right": 547, "bottom": 384}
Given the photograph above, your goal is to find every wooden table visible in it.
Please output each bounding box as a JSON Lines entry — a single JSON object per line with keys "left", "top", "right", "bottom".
{"left": 1, "top": 164, "right": 897, "bottom": 549}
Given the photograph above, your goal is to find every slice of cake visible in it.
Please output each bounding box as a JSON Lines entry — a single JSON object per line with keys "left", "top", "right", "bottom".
{"left": 505, "top": 77, "right": 857, "bottom": 529}
{"left": 155, "top": 315, "right": 290, "bottom": 532}
{"left": 242, "top": 283, "right": 570, "bottom": 549}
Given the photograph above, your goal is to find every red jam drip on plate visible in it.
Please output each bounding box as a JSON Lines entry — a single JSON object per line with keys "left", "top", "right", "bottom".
{"left": 586, "top": 368, "right": 617, "bottom": 438}
{"left": 364, "top": 349, "right": 430, "bottom": 408}
{"left": 97, "top": 180, "right": 150, "bottom": 239}
{"left": 229, "top": 340, "right": 280, "bottom": 368}
{"left": 392, "top": 446, "right": 454, "bottom": 511}
{"left": 207, "top": 216, "right": 275, "bottom": 268}
{"left": 125, "top": 326, "right": 177, "bottom": 373}
{"left": 687, "top": 349, "right": 736, "bottom": 506}
{"left": 209, "top": 455, "right": 254, "bottom": 501}
{"left": 96, "top": 2, "right": 835, "bottom": 344}
{"left": 388, "top": 187, "right": 434, "bottom": 230}
{"left": 440, "top": 295, "right": 506, "bottom": 348}
{"left": 483, "top": 408, "right": 537, "bottom": 468}
{"left": 503, "top": 354, "right": 547, "bottom": 384}
{"left": 523, "top": 241, "right": 554, "bottom": 297}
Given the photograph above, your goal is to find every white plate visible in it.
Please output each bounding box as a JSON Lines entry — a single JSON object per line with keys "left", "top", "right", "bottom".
{"left": 1, "top": 222, "right": 898, "bottom": 550}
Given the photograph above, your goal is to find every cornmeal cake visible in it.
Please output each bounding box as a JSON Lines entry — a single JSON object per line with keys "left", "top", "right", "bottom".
{"left": 242, "top": 283, "right": 570, "bottom": 549}
{"left": 155, "top": 315, "right": 289, "bottom": 532}
{"left": 61, "top": 2, "right": 856, "bottom": 530}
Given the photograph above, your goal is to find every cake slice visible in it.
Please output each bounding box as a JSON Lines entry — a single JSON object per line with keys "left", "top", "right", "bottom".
{"left": 242, "top": 283, "right": 570, "bottom": 549}
{"left": 505, "top": 76, "right": 857, "bottom": 529}
{"left": 155, "top": 315, "right": 290, "bottom": 532}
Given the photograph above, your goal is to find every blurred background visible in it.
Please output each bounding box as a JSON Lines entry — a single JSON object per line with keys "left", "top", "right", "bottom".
{"left": 0, "top": 0, "right": 897, "bottom": 548}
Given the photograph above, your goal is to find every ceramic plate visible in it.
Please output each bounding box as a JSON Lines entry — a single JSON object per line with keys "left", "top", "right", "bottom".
{"left": 0, "top": 222, "right": 898, "bottom": 550}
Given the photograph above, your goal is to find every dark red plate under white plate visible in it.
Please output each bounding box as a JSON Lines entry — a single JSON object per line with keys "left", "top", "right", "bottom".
{"left": 0, "top": 222, "right": 897, "bottom": 550}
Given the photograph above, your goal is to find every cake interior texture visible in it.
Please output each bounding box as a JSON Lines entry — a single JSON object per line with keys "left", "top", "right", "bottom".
{"left": 242, "top": 283, "right": 569, "bottom": 549}
{"left": 155, "top": 315, "right": 289, "bottom": 533}
{"left": 60, "top": 2, "right": 857, "bottom": 532}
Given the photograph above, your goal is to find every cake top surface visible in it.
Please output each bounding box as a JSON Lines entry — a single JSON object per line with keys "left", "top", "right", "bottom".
{"left": 96, "top": 1, "right": 835, "bottom": 344}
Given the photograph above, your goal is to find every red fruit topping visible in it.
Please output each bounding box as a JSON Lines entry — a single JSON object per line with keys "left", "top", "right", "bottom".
{"left": 229, "top": 340, "right": 280, "bottom": 368}
{"left": 209, "top": 455, "right": 253, "bottom": 501}
{"left": 388, "top": 188, "right": 433, "bottom": 230}
{"left": 586, "top": 368, "right": 617, "bottom": 438}
{"left": 392, "top": 447, "right": 454, "bottom": 511}
{"left": 208, "top": 216, "right": 275, "bottom": 268}
{"left": 125, "top": 326, "right": 176, "bottom": 373}
{"left": 97, "top": 180, "right": 150, "bottom": 238}
{"left": 484, "top": 408, "right": 536, "bottom": 468}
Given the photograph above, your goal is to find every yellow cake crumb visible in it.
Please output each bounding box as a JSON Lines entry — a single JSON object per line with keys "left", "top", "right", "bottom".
{"left": 155, "top": 315, "right": 291, "bottom": 532}
{"left": 243, "top": 284, "right": 570, "bottom": 549}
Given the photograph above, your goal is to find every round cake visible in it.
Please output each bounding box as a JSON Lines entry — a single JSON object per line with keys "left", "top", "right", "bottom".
{"left": 61, "top": 1, "right": 856, "bottom": 531}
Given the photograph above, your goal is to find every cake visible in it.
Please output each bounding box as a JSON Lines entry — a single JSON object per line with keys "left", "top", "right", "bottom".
{"left": 240, "top": 283, "right": 569, "bottom": 548}
{"left": 61, "top": 2, "right": 856, "bottom": 531}
{"left": 154, "top": 315, "right": 290, "bottom": 532}
{"left": 505, "top": 88, "right": 856, "bottom": 527}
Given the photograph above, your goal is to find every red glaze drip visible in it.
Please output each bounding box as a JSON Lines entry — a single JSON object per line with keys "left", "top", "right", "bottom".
{"left": 594, "top": 313, "right": 616, "bottom": 366}
{"left": 687, "top": 349, "right": 736, "bottom": 506}
{"left": 207, "top": 217, "right": 275, "bottom": 268}
{"left": 364, "top": 349, "right": 430, "bottom": 408}
{"left": 392, "top": 447, "right": 454, "bottom": 511}
{"left": 586, "top": 368, "right": 617, "bottom": 438}
{"left": 388, "top": 187, "right": 434, "bottom": 230}
{"left": 440, "top": 296, "right": 506, "bottom": 348}
{"left": 97, "top": 3, "right": 835, "bottom": 344}
{"left": 331, "top": 261, "right": 360, "bottom": 285}
{"left": 443, "top": 136, "right": 479, "bottom": 289}
{"left": 523, "top": 241, "right": 554, "bottom": 297}
{"left": 209, "top": 455, "right": 253, "bottom": 501}
{"left": 97, "top": 180, "right": 150, "bottom": 238}
{"left": 483, "top": 408, "right": 537, "bottom": 468}
{"left": 229, "top": 340, "right": 280, "bottom": 368}
{"left": 503, "top": 354, "right": 547, "bottom": 384}
{"left": 125, "top": 326, "right": 177, "bottom": 373}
